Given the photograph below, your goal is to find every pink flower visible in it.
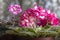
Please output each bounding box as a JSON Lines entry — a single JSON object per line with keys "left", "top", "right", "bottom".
{"left": 33, "top": 6, "right": 48, "bottom": 19}
{"left": 33, "top": 5, "right": 59, "bottom": 26}
{"left": 19, "top": 8, "right": 36, "bottom": 28}
{"left": 19, "top": 5, "right": 59, "bottom": 27}
{"left": 47, "top": 12, "right": 59, "bottom": 25}
{"left": 51, "top": 17, "right": 59, "bottom": 25}
{"left": 8, "top": 4, "right": 22, "bottom": 15}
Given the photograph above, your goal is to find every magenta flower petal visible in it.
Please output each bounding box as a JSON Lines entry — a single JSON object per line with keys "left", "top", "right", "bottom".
{"left": 51, "top": 17, "right": 59, "bottom": 25}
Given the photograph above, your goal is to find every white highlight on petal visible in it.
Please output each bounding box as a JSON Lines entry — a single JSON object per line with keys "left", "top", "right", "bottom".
{"left": 13, "top": 12, "right": 17, "bottom": 14}
{"left": 39, "top": 16, "right": 45, "bottom": 19}
{"left": 42, "top": 9, "right": 45, "bottom": 12}
{"left": 34, "top": 6, "right": 38, "bottom": 10}
{"left": 47, "top": 10, "right": 51, "bottom": 14}
{"left": 54, "top": 14, "right": 57, "bottom": 17}
{"left": 51, "top": 21, "right": 53, "bottom": 24}
{"left": 25, "top": 19, "right": 29, "bottom": 22}
{"left": 10, "top": 8, "right": 14, "bottom": 11}
{"left": 36, "top": 12, "right": 39, "bottom": 16}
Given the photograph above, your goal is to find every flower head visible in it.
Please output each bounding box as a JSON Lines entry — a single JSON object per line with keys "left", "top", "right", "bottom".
{"left": 19, "top": 8, "right": 36, "bottom": 28}
{"left": 33, "top": 5, "right": 59, "bottom": 26}
{"left": 8, "top": 4, "right": 22, "bottom": 15}
{"left": 19, "top": 5, "right": 59, "bottom": 28}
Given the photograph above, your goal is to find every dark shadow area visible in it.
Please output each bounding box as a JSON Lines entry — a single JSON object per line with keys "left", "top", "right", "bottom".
{"left": 0, "top": 34, "right": 55, "bottom": 40}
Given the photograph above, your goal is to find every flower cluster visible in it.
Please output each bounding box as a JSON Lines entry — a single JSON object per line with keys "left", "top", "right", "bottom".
{"left": 19, "top": 8, "right": 36, "bottom": 28}
{"left": 8, "top": 4, "right": 22, "bottom": 15}
{"left": 33, "top": 5, "right": 59, "bottom": 27}
{"left": 19, "top": 5, "right": 59, "bottom": 28}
